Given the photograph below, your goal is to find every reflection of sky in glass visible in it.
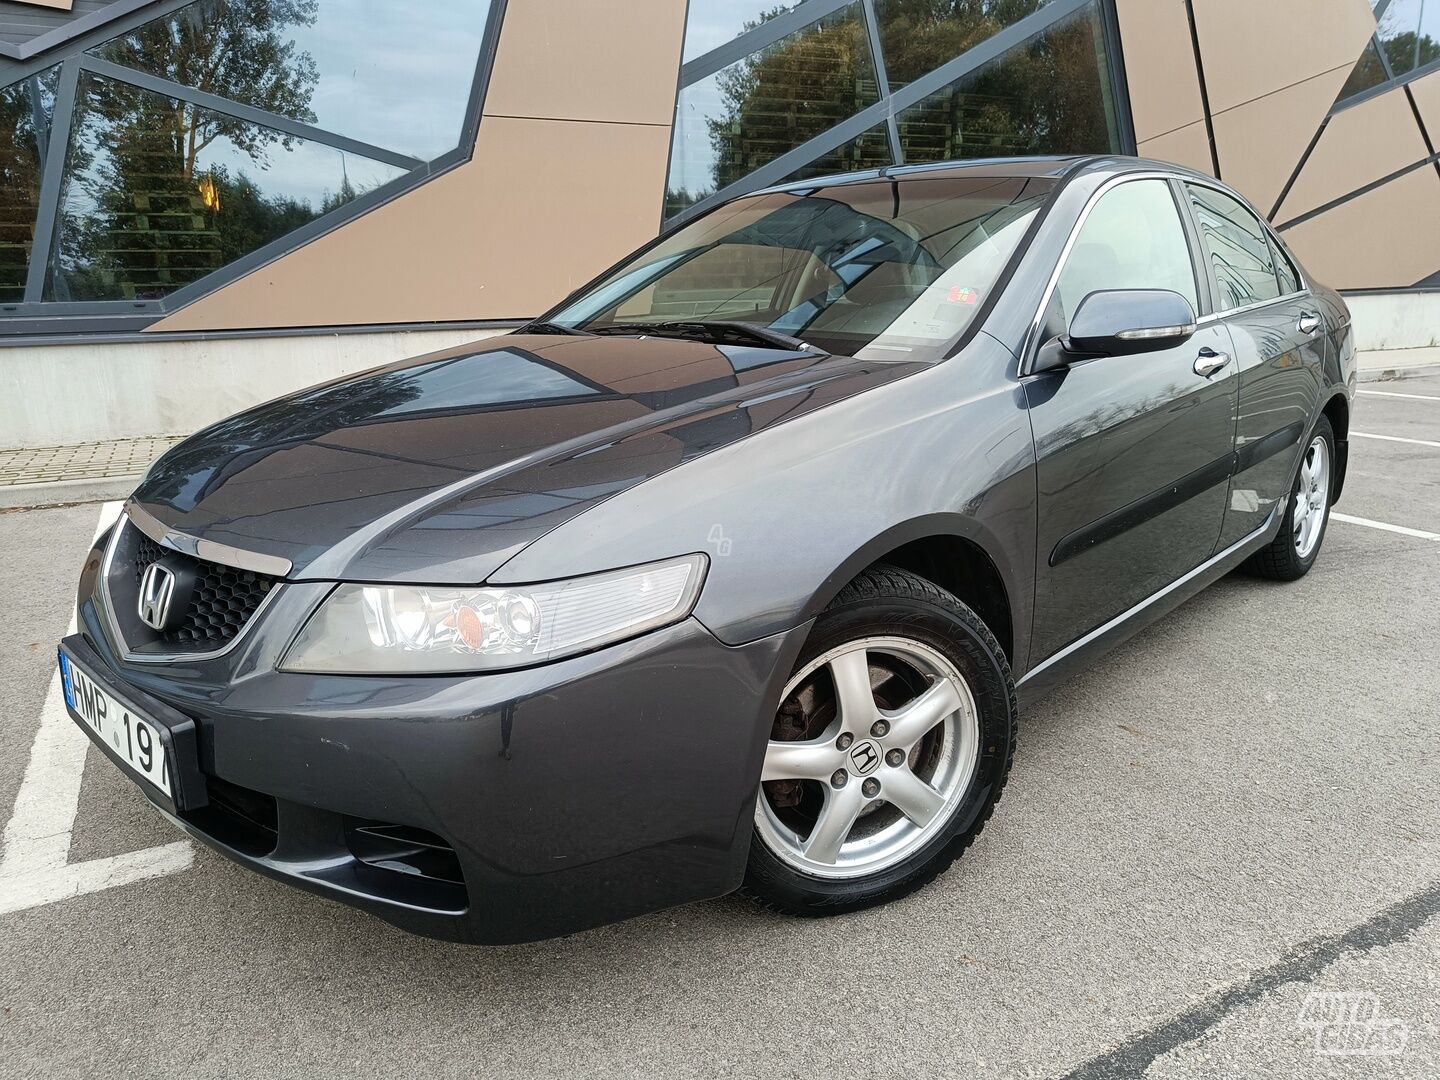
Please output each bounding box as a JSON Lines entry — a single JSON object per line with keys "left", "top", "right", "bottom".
{"left": 682, "top": 0, "right": 804, "bottom": 62}
{"left": 280, "top": 0, "right": 493, "bottom": 159}
{"left": 375, "top": 351, "right": 600, "bottom": 417}
{"left": 89, "top": 0, "right": 493, "bottom": 161}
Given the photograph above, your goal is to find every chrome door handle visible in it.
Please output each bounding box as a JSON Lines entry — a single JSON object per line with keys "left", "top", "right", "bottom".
{"left": 1297, "top": 312, "right": 1322, "bottom": 335}
{"left": 1194, "top": 348, "right": 1231, "bottom": 377}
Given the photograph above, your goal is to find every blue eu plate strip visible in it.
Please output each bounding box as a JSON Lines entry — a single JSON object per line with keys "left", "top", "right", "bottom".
{"left": 58, "top": 651, "right": 75, "bottom": 709}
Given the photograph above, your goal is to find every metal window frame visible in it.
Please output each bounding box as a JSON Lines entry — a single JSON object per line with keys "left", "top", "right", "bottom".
{"left": 665, "top": 0, "right": 1136, "bottom": 228}
{"left": 0, "top": 0, "right": 509, "bottom": 332}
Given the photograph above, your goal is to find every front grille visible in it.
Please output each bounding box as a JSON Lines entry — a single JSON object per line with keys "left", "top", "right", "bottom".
{"left": 125, "top": 527, "right": 276, "bottom": 652}
{"left": 184, "top": 776, "right": 279, "bottom": 858}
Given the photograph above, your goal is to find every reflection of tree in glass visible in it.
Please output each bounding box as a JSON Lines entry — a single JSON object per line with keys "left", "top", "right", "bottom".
{"left": 0, "top": 80, "right": 44, "bottom": 302}
{"left": 1381, "top": 29, "right": 1440, "bottom": 76}
{"left": 58, "top": 1, "right": 322, "bottom": 301}
{"left": 875, "top": 0, "right": 1050, "bottom": 89}
{"left": 709, "top": 7, "right": 875, "bottom": 194}
{"left": 94, "top": 0, "right": 320, "bottom": 181}
{"left": 899, "top": 9, "right": 1113, "bottom": 163}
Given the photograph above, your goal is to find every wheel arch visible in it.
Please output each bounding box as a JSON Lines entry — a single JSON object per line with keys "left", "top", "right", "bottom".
{"left": 1321, "top": 390, "right": 1350, "bottom": 504}
{"left": 801, "top": 515, "right": 1021, "bottom": 664}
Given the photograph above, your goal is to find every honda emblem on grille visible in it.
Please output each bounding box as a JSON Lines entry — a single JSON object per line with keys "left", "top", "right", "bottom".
{"left": 138, "top": 562, "right": 177, "bottom": 631}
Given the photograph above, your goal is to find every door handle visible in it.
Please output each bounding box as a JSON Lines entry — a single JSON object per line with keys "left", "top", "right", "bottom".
{"left": 1297, "top": 312, "right": 1322, "bottom": 335}
{"left": 1194, "top": 347, "right": 1231, "bottom": 378}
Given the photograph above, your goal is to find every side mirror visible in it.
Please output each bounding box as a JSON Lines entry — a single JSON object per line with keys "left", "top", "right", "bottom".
{"left": 1036, "top": 289, "right": 1197, "bottom": 371}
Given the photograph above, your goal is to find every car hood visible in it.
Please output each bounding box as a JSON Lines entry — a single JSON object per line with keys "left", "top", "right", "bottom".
{"left": 131, "top": 333, "right": 923, "bottom": 583}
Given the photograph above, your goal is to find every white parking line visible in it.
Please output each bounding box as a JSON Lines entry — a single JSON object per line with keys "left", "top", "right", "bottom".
{"left": 1358, "top": 389, "right": 1440, "bottom": 401}
{"left": 0, "top": 503, "right": 192, "bottom": 916}
{"left": 1350, "top": 431, "right": 1440, "bottom": 449}
{"left": 1332, "top": 512, "right": 1440, "bottom": 542}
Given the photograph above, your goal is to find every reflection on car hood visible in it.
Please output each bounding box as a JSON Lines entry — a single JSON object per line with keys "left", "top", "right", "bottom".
{"left": 131, "top": 333, "right": 923, "bottom": 582}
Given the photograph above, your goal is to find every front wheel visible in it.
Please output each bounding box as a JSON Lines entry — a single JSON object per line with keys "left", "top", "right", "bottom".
{"left": 742, "top": 566, "right": 1016, "bottom": 916}
{"left": 1242, "top": 415, "right": 1335, "bottom": 581}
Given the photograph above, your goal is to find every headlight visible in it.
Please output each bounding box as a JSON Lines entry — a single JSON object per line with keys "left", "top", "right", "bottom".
{"left": 280, "top": 554, "right": 707, "bottom": 674}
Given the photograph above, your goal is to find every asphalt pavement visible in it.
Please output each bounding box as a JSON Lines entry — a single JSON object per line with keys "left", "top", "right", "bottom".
{"left": 1, "top": 376, "right": 1437, "bottom": 1079}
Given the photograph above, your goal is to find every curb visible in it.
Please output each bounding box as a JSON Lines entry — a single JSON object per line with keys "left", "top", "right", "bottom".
{"left": 0, "top": 473, "right": 139, "bottom": 511}
{"left": 1358, "top": 361, "right": 1440, "bottom": 383}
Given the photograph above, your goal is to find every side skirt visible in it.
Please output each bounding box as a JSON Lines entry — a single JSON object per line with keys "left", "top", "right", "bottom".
{"left": 1015, "top": 505, "right": 1281, "bottom": 707}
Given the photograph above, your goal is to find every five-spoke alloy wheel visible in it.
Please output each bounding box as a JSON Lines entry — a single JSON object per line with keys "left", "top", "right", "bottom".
{"left": 743, "top": 565, "right": 1016, "bottom": 916}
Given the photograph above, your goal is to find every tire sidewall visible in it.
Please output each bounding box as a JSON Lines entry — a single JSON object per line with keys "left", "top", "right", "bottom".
{"left": 746, "top": 588, "right": 1015, "bottom": 911}
{"left": 1289, "top": 415, "right": 1336, "bottom": 574}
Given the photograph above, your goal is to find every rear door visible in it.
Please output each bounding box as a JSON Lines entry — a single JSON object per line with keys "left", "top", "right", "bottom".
{"left": 1024, "top": 176, "right": 1238, "bottom": 662}
{"left": 1182, "top": 182, "right": 1326, "bottom": 548}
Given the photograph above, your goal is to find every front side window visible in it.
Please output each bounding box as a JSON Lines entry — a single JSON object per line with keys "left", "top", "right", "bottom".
{"left": 553, "top": 175, "right": 1057, "bottom": 362}
{"left": 1054, "top": 179, "right": 1198, "bottom": 327}
{"left": 1186, "top": 183, "right": 1281, "bottom": 311}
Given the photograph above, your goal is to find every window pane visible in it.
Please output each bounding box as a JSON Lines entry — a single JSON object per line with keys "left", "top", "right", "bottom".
{"left": 1186, "top": 183, "right": 1281, "bottom": 310}
{"left": 89, "top": 0, "right": 494, "bottom": 161}
{"left": 0, "top": 69, "right": 58, "bottom": 303}
{"left": 875, "top": 0, "right": 1058, "bottom": 91}
{"left": 1377, "top": 0, "right": 1440, "bottom": 77}
{"left": 1270, "top": 235, "right": 1300, "bottom": 294}
{"left": 681, "top": 0, "right": 807, "bottom": 63}
{"left": 666, "top": 2, "right": 879, "bottom": 217}
{"left": 780, "top": 123, "right": 893, "bottom": 183}
{"left": 1337, "top": 40, "right": 1389, "bottom": 101}
{"left": 896, "top": 4, "right": 1119, "bottom": 165}
{"left": 1055, "top": 179, "right": 1197, "bottom": 325}
{"left": 46, "top": 72, "right": 405, "bottom": 302}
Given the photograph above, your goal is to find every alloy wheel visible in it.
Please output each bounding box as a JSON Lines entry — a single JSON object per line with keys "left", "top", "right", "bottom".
{"left": 755, "top": 636, "right": 979, "bottom": 879}
{"left": 1292, "top": 435, "right": 1330, "bottom": 559}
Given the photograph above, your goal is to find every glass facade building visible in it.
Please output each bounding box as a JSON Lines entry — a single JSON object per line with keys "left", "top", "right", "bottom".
{"left": 0, "top": 0, "right": 1436, "bottom": 453}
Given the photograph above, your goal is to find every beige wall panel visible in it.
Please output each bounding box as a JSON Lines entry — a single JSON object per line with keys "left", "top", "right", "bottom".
{"left": 482, "top": 0, "right": 687, "bottom": 126}
{"left": 1280, "top": 167, "right": 1440, "bottom": 289}
{"left": 1138, "top": 120, "right": 1214, "bottom": 174}
{"left": 1410, "top": 69, "right": 1440, "bottom": 136}
{"left": 1193, "top": 0, "right": 1374, "bottom": 114}
{"left": 1114, "top": 0, "right": 1205, "bottom": 141}
{"left": 1210, "top": 67, "right": 1352, "bottom": 214}
{"left": 1277, "top": 90, "right": 1431, "bottom": 221}
{"left": 148, "top": 117, "right": 673, "bottom": 332}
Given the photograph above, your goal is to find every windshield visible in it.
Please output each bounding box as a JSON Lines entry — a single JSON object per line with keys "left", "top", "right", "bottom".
{"left": 548, "top": 174, "right": 1056, "bottom": 361}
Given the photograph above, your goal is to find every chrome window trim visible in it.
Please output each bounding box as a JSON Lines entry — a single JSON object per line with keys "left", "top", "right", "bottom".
{"left": 126, "top": 499, "right": 293, "bottom": 578}
{"left": 97, "top": 511, "right": 284, "bottom": 665}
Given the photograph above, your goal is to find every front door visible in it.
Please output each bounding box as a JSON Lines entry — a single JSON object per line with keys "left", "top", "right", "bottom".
{"left": 1182, "top": 182, "right": 1328, "bottom": 548}
{"left": 1025, "top": 177, "right": 1238, "bottom": 661}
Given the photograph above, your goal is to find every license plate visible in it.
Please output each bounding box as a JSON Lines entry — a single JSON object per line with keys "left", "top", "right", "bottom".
{"left": 59, "top": 651, "right": 172, "bottom": 796}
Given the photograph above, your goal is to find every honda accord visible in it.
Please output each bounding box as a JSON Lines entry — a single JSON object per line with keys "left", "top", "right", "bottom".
{"left": 60, "top": 156, "right": 1354, "bottom": 943}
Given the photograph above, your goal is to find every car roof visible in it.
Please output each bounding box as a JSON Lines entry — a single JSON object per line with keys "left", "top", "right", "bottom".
{"left": 756, "top": 154, "right": 1217, "bottom": 195}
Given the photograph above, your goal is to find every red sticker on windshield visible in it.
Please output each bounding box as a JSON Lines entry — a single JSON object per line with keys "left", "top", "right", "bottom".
{"left": 947, "top": 286, "right": 980, "bottom": 305}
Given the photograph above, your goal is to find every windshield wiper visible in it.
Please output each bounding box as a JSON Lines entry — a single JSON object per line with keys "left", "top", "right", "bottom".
{"left": 516, "top": 320, "right": 594, "bottom": 336}
{"left": 586, "top": 320, "right": 817, "bottom": 352}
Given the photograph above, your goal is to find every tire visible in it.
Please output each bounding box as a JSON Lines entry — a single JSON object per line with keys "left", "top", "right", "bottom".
{"left": 1242, "top": 415, "right": 1335, "bottom": 581}
{"left": 741, "top": 565, "right": 1016, "bottom": 916}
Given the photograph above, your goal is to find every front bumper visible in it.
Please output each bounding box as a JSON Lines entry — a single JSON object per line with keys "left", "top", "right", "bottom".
{"left": 68, "top": 584, "right": 808, "bottom": 944}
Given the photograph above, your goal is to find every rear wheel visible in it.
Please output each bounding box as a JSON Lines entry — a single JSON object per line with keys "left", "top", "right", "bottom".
{"left": 742, "top": 566, "right": 1015, "bottom": 916}
{"left": 1243, "top": 415, "right": 1335, "bottom": 581}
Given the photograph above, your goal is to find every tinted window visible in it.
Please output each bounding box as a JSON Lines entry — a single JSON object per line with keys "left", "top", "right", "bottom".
{"left": 0, "top": 69, "right": 55, "bottom": 302}
{"left": 1186, "top": 183, "right": 1281, "bottom": 310}
{"left": 1270, "top": 235, "right": 1301, "bottom": 295}
{"left": 875, "top": 0, "right": 1058, "bottom": 91}
{"left": 1055, "top": 179, "right": 1198, "bottom": 326}
{"left": 557, "top": 175, "right": 1056, "bottom": 362}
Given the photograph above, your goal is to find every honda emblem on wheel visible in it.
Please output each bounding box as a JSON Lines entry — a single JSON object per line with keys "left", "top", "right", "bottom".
{"left": 849, "top": 740, "right": 881, "bottom": 776}
{"left": 137, "top": 563, "right": 177, "bottom": 632}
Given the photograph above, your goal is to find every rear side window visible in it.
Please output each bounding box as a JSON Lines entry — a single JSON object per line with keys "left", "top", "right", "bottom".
{"left": 1269, "top": 235, "right": 1302, "bottom": 295}
{"left": 1186, "top": 183, "right": 1281, "bottom": 309}
{"left": 1054, "top": 179, "right": 1198, "bottom": 327}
